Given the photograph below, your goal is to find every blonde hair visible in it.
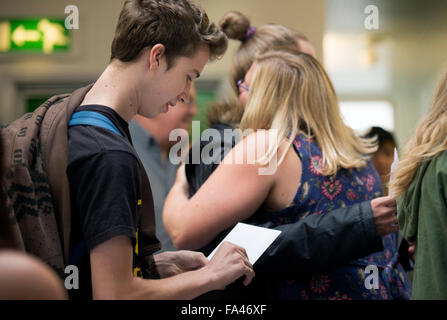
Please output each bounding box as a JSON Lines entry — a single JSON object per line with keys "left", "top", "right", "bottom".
{"left": 240, "top": 51, "right": 376, "bottom": 175}
{"left": 390, "top": 70, "right": 447, "bottom": 197}
{"left": 219, "top": 11, "right": 308, "bottom": 95}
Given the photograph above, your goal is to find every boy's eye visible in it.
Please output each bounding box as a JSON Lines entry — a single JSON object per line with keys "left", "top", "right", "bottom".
{"left": 187, "top": 75, "right": 192, "bottom": 82}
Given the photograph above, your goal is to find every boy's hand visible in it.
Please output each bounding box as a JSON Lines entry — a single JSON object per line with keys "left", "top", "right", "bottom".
{"left": 154, "top": 250, "right": 208, "bottom": 278}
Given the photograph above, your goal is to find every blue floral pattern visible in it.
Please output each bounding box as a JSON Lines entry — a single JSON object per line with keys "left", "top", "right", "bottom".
{"left": 252, "top": 134, "right": 412, "bottom": 299}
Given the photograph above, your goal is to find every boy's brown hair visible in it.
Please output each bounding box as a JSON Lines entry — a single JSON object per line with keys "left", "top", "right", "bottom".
{"left": 111, "top": 0, "right": 228, "bottom": 68}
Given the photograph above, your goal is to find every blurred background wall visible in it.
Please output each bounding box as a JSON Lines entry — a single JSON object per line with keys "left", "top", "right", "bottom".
{"left": 325, "top": 0, "right": 447, "bottom": 148}
{"left": 1, "top": 0, "right": 446, "bottom": 148}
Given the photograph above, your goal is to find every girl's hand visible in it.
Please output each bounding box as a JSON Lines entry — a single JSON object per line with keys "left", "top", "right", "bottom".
{"left": 173, "top": 162, "right": 188, "bottom": 195}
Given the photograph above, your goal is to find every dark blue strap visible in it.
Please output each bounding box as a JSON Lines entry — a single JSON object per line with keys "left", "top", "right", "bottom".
{"left": 69, "top": 240, "right": 88, "bottom": 266}
{"left": 68, "top": 111, "right": 123, "bottom": 137}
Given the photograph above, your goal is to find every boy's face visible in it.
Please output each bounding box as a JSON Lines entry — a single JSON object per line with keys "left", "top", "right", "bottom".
{"left": 153, "top": 83, "right": 198, "bottom": 148}
{"left": 159, "top": 83, "right": 198, "bottom": 132}
{"left": 140, "top": 45, "right": 209, "bottom": 118}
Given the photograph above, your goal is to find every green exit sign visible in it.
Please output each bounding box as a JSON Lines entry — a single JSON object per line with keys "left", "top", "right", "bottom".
{"left": 0, "top": 18, "right": 70, "bottom": 54}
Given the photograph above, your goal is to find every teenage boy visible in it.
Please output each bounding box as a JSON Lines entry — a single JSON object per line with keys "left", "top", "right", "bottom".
{"left": 66, "top": 0, "right": 254, "bottom": 299}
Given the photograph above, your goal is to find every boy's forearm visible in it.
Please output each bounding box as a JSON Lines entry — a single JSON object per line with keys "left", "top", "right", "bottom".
{"left": 124, "top": 267, "right": 216, "bottom": 300}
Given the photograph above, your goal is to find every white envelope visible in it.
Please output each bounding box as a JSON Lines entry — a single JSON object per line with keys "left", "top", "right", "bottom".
{"left": 207, "top": 222, "right": 281, "bottom": 265}
{"left": 388, "top": 147, "right": 399, "bottom": 197}
{"left": 389, "top": 147, "right": 402, "bottom": 248}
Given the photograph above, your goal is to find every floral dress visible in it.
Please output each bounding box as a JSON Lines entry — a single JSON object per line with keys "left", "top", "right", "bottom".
{"left": 251, "top": 134, "right": 412, "bottom": 300}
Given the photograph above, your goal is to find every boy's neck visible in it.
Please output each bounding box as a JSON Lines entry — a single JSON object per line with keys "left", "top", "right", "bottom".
{"left": 81, "top": 62, "right": 140, "bottom": 123}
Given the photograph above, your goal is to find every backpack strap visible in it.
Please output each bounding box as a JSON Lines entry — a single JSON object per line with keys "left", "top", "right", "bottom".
{"left": 43, "top": 84, "right": 94, "bottom": 268}
{"left": 68, "top": 111, "right": 123, "bottom": 137}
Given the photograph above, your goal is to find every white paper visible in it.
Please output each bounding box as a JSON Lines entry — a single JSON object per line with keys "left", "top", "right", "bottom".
{"left": 388, "top": 147, "right": 399, "bottom": 197}
{"left": 207, "top": 222, "right": 281, "bottom": 265}
{"left": 389, "top": 147, "right": 402, "bottom": 248}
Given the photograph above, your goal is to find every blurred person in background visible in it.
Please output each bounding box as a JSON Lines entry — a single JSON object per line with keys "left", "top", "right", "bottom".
{"left": 364, "top": 127, "right": 415, "bottom": 277}
{"left": 363, "top": 126, "right": 397, "bottom": 196}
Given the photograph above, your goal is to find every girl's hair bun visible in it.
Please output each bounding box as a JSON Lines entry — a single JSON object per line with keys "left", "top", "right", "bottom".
{"left": 219, "top": 11, "right": 251, "bottom": 42}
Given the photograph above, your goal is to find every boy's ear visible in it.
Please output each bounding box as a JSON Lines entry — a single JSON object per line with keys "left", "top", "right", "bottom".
{"left": 148, "top": 44, "right": 166, "bottom": 70}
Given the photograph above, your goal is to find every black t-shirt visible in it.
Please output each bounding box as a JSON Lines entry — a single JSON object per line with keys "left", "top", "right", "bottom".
{"left": 67, "top": 105, "right": 142, "bottom": 299}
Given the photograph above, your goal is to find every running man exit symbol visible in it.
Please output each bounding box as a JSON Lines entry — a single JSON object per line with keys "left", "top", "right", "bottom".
{"left": 0, "top": 19, "right": 70, "bottom": 53}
